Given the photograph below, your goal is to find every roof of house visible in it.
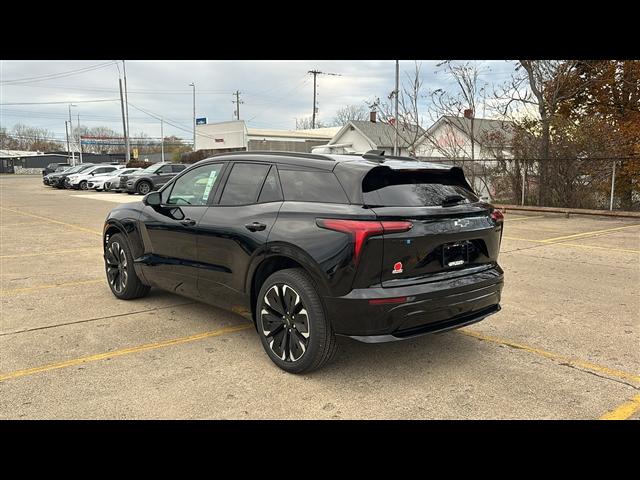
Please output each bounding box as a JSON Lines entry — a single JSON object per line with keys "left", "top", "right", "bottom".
{"left": 428, "top": 116, "right": 515, "bottom": 146}
{"left": 332, "top": 120, "right": 425, "bottom": 149}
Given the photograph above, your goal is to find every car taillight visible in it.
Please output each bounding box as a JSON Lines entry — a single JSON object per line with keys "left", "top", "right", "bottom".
{"left": 490, "top": 209, "right": 504, "bottom": 223}
{"left": 316, "top": 219, "right": 412, "bottom": 263}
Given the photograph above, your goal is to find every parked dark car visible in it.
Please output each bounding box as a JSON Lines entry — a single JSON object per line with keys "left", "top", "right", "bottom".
{"left": 103, "top": 151, "right": 504, "bottom": 373}
{"left": 43, "top": 165, "right": 72, "bottom": 185}
{"left": 121, "top": 162, "right": 187, "bottom": 195}
{"left": 47, "top": 163, "right": 95, "bottom": 188}
{"left": 42, "top": 162, "right": 71, "bottom": 177}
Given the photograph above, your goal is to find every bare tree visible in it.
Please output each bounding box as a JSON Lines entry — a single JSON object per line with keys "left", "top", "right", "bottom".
{"left": 373, "top": 62, "right": 427, "bottom": 156}
{"left": 3, "top": 124, "right": 61, "bottom": 151}
{"left": 331, "top": 104, "right": 369, "bottom": 126}
{"left": 493, "top": 60, "right": 592, "bottom": 205}
{"left": 295, "top": 117, "right": 327, "bottom": 130}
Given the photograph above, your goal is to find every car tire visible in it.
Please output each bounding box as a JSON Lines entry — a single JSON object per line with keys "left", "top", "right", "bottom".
{"left": 137, "top": 181, "right": 151, "bottom": 195}
{"left": 104, "top": 233, "right": 150, "bottom": 300}
{"left": 79, "top": 181, "right": 88, "bottom": 190}
{"left": 256, "top": 268, "right": 337, "bottom": 374}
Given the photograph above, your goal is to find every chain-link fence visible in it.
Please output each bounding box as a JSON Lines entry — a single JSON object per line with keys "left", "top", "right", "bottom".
{"left": 422, "top": 157, "right": 640, "bottom": 212}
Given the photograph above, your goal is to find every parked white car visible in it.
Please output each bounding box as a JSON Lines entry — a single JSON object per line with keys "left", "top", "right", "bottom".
{"left": 65, "top": 165, "right": 123, "bottom": 190}
{"left": 88, "top": 168, "right": 141, "bottom": 191}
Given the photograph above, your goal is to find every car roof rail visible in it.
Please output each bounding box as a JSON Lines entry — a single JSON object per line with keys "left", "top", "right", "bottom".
{"left": 208, "top": 150, "right": 335, "bottom": 162}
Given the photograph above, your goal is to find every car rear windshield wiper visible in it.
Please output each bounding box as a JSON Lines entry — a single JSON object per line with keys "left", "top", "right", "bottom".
{"left": 442, "top": 194, "right": 466, "bottom": 207}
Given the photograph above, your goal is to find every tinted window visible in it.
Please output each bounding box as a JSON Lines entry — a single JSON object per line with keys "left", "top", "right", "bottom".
{"left": 362, "top": 169, "right": 478, "bottom": 207}
{"left": 166, "top": 163, "right": 224, "bottom": 206}
{"left": 157, "top": 165, "right": 173, "bottom": 174}
{"left": 220, "top": 163, "right": 270, "bottom": 206}
{"left": 279, "top": 169, "right": 348, "bottom": 203}
{"left": 258, "top": 166, "right": 283, "bottom": 203}
{"left": 172, "top": 164, "right": 186, "bottom": 173}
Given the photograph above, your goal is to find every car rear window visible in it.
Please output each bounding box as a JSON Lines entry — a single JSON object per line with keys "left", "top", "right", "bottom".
{"left": 278, "top": 169, "right": 348, "bottom": 203}
{"left": 362, "top": 168, "right": 478, "bottom": 207}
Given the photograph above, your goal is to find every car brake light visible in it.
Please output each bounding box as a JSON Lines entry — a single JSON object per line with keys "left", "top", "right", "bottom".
{"left": 316, "top": 219, "right": 412, "bottom": 263}
{"left": 490, "top": 209, "right": 504, "bottom": 223}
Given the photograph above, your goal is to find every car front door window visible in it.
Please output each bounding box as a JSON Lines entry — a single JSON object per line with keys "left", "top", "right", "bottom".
{"left": 166, "top": 163, "right": 224, "bottom": 206}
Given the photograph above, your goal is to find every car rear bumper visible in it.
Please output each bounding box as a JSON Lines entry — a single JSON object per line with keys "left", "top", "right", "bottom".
{"left": 323, "top": 265, "right": 503, "bottom": 341}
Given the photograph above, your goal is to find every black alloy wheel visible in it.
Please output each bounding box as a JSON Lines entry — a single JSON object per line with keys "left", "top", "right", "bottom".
{"left": 260, "top": 283, "right": 310, "bottom": 362}
{"left": 104, "top": 233, "right": 150, "bottom": 300}
{"left": 105, "top": 240, "right": 128, "bottom": 294}
{"left": 256, "top": 268, "right": 337, "bottom": 373}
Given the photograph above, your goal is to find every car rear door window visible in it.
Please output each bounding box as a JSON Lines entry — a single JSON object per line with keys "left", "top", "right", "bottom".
{"left": 278, "top": 169, "right": 348, "bottom": 203}
{"left": 219, "top": 163, "right": 270, "bottom": 206}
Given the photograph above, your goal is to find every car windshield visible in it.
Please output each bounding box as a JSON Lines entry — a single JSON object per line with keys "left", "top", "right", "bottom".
{"left": 140, "top": 165, "right": 159, "bottom": 174}
{"left": 63, "top": 165, "right": 85, "bottom": 174}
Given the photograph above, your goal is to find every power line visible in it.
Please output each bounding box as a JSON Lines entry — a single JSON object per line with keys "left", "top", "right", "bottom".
{"left": 0, "top": 99, "right": 119, "bottom": 106}
{"left": 0, "top": 61, "right": 119, "bottom": 85}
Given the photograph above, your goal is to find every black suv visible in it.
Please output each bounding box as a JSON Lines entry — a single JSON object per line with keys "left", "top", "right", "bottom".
{"left": 121, "top": 162, "right": 187, "bottom": 195}
{"left": 103, "top": 151, "right": 504, "bottom": 373}
{"left": 43, "top": 162, "right": 71, "bottom": 177}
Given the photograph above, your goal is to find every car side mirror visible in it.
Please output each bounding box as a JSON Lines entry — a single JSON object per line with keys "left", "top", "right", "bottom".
{"left": 143, "top": 191, "right": 161, "bottom": 206}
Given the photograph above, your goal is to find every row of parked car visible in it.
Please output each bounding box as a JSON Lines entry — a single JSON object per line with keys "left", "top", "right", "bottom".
{"left": 42, "top": 161, "right": 187, "bottom": 195}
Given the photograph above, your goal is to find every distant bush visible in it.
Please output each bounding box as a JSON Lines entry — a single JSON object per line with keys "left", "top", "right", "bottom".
{"left": 126, "top": 160, "right": 152, "bottom": 168}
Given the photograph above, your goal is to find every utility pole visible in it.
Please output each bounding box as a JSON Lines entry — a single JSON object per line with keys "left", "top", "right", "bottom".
{"left": 119, "top": 78, "right": 130, "bottom": 162}
{"left": 160, "top": 118, "right": 165, "bottom": 163}
{"left": 123, "top": 61, "right": 131, "bottom": 150}
{"left": 189, "top": 82, "right": 196, "bottom": 151}
{"left": 68, "top": 104, "right": 76, "bottom": 165}
{"left": 308, "top": 69, "right": 341, "bottom": 128}
{"left": 77, "top": 113, "right": 83, "bottom": 164}
{"left": 394, "top": 60, "right": 399, "bottom": 156}
{"left": 65, "top": 121, "right": 70, "bottom": 162}
{"left": 232, "top": 90, "right": 244, "bottom": 120}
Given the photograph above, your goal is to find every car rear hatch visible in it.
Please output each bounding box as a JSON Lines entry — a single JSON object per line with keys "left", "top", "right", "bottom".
{"left": 361, "top": 164, "right": 503, "bottom": 288}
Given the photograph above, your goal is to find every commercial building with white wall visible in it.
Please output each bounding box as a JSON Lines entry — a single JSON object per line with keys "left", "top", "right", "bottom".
{"left": 195, "top": 120, "right": 340, "bottom": 153}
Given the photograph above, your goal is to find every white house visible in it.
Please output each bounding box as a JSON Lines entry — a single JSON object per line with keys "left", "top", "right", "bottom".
{"left": 312, "top": 113, "right": 424, "bottom": 156}
{"left": 416, "top": 115, "right": 514, "bottom": 160}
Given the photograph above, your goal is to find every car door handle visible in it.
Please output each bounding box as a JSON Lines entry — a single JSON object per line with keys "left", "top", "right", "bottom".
{"left": 245, "top": 222, "right": 267, "bottom": 232}
{"left": 180, "top": 218, "right": 196, "bottom": 226}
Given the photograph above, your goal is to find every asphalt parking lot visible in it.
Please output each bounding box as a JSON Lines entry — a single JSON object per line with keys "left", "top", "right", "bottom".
{"left": 1, "top": 174, "right": 638, "bottom": 419}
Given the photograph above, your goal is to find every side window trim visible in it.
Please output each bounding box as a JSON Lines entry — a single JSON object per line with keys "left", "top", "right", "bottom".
{"left": 257, "top": 164, "right": 284, "bottom": 204}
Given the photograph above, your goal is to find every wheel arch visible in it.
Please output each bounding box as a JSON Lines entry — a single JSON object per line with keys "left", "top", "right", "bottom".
{"left": 247, "top": 246, "right": 331, "bottom": 324}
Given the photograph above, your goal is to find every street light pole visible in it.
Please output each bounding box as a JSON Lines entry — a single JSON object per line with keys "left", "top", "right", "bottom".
{"left": 65, "top": 121, "right": 70, "bottom": 162}
{"left": 189, "top": 82, "right": 196, "bottom": 151}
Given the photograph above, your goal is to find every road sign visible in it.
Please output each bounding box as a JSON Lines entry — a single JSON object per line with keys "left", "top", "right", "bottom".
{"left": 196, "top": 117, "right": 207, "bottom": 125}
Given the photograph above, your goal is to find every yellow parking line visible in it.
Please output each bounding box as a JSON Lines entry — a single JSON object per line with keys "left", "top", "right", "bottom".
{"left": 459, "top": 329, "right": 640, "bottom": 386}
{"left": 502, "top": 236, "right": 640, "bottom": 254}
{"left": 0, "top": 206, "right": 101, "bottom": 236}
{"left": 0, "top": 324, "right": 253, "bottom": 382}
{"left": 0, "top": 247, "right": 100, "bottom": 259}
{"left": 599, "top": 393, "right": 640, "bottom": 420}
{"left": 504, "top": 215, "right": 546, "bottom": 222}
{"left": 0, "top": 278, "right": 103, "bottom": 295}
{"left": 541, "top": 223, "right": 640, "bottom": 243}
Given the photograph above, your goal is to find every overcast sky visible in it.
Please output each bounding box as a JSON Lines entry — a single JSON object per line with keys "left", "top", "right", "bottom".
{"left": 1, "top": 60, "right": 516, "bottom": 143}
